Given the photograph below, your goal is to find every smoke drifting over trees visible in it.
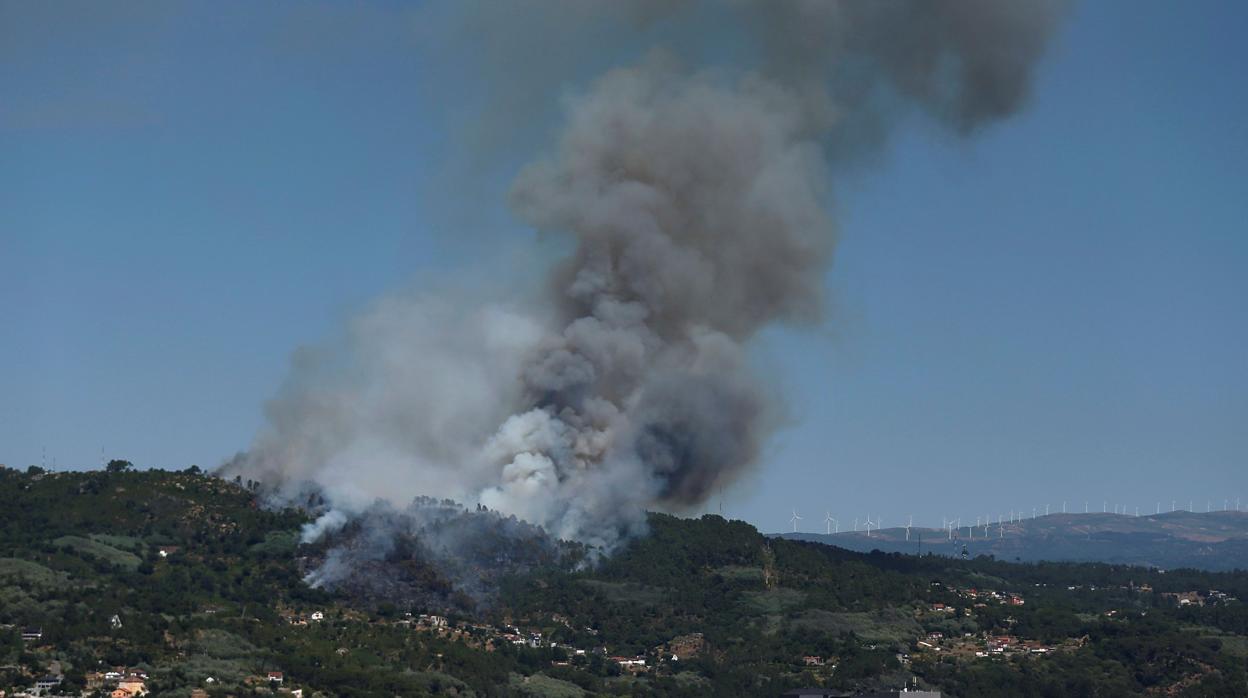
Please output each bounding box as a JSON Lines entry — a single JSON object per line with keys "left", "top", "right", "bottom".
{"left": 223, "top": 1, "right": 1068, "bottom": 555}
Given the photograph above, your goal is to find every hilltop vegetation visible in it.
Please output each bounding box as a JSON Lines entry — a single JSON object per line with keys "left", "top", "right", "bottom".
{"left": 2, "top": 467, "right": 1247, "bottom": 696}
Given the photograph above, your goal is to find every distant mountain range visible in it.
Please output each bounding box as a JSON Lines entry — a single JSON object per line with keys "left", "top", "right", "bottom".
{"left": 774, "top": 511, "right": 1248, "bottom": 571}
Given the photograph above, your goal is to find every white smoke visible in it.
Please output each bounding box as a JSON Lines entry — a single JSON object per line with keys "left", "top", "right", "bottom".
{"left": 222, "top": 0, "right": 1068, "bottom": 556}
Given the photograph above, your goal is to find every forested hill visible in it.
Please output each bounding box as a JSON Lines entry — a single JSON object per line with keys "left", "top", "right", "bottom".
{"left": 2, "top": 466, "right": 1248, "bottom": 697}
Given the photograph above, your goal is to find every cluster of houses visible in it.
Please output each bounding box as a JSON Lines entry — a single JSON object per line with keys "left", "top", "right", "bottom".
{"left": 1161, "top": 589, "right": 1238, "bottom": 607}
{"left": 312, "top": 609, "right": 663, "bottom": 674}
{"left": 83, "top": 669, "right": 147, "bottom": 697}
{"left": 977, "top": 635, "right": 1054, "bottom": 657}
{"left": 922, "top": 588, "right": 1025, "bottom": 625}
{"left": 279, "top": 609, "right": 326, "bottom": 625}
{"left": 912, "top": 586, "right": 1078, "bottom": 661}
{"left": 916, "top": 630, "right": 1063, "bottom": 659}
{"left": 943, "top": 586, "right": 1025, "bottom": 606}
{"left": 0, "top": 669, "right": 146, "bottom": 698}
{"left": 283, "top": 606, "right": 651, "bottom": 673}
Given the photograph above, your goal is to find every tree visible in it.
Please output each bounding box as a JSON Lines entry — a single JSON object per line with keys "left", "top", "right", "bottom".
{"left": 106, "top": 459, "right": 134, "bottom": 473}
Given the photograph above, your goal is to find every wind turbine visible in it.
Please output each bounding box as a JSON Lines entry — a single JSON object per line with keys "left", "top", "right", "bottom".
{"left": 1062, "top": 501, "right": 1066, "bottom": 514}
{"left": 906, "top": 515, "right": 913, "bottom": 541}
{"left": 1172, "top": 499, "right": 1176, "bottom": 513}
{"left": 864, "top": 515, "right": 875, "bottom": 538}
{"left": 790, "top": 509, "right": 802, "bottom": 533}
{"left": 1045, "top": 504, "right": 1050, "bottom": 516}
{"left": 825, "top": 511, "right": 838, "bottom": 535}
{"left": 1085, "top": 501, "right": 1089, "bottom": 514}
{"left": 1156, "top": 502, "right": 1160, "bottom": 515}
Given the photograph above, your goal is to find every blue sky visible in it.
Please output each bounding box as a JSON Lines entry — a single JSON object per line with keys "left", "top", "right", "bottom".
{"left": 2, "top": 1, "right": 1245, "bottom": 532}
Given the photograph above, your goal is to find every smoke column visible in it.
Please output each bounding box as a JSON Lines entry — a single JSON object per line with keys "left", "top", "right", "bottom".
{"left": 223, "top": 0, "right": 1068, "bottom": 554}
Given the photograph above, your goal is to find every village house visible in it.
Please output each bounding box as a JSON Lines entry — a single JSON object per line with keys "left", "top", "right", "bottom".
{"left": 85, "top": 671, "right": 107, "bottom": 690}
{"left": 987, "top": 635, "right": 1017, "bottom": 654}
{"left": 1160, "top": 591, "right": 1203, "bottom": 606}
{"left": 418, "top": 614, "right": 447, "bottom": 628}
{"left": 116, "top": 675, "right": 147, "bottom": 696}
{"left": 20, "top": 627, "right": 42, "bottom": 642}
{"left": 268, "top": 671, "right": 284, "bottom": 684}
{"left": 612, "top": 656, "right": 647, "bottom": 672}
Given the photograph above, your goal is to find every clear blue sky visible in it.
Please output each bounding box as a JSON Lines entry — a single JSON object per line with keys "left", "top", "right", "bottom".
{"left": 2, "top": 1, "right": 1245, "bottom": 532}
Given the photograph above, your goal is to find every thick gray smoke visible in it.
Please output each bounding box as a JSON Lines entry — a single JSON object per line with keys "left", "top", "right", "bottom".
{"left": 223, "top": 0, "right": 1067, "bottom": 555}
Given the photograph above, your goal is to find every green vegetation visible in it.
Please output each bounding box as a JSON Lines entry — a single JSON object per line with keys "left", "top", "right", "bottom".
{"left": 1, "top": 466, "right": 1247, "bottom": 697}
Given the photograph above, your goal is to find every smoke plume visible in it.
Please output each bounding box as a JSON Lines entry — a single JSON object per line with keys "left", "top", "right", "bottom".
{"left": 223, "top": 0, "right": 1067, "bottom": 555}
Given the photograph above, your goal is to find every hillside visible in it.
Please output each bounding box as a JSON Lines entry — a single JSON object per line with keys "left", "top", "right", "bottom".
{"left": 2, "top": 467, "right": 1248, "bottom": 697}
{"left": 776, "top": 511, "right": 1248, "bottom": 571}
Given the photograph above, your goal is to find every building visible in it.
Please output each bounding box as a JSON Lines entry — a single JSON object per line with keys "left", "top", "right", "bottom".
{"left": 116, "top": 677, "right": 147, "bottom": 696}
{"left": 268, "top": 671, "right": 285, "bottom": 684}
{"left": 21, "top": 627, "right": 42, "bottom": 641}
{"left": 611, "top": 657, "right": 647, "bottom": 672}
